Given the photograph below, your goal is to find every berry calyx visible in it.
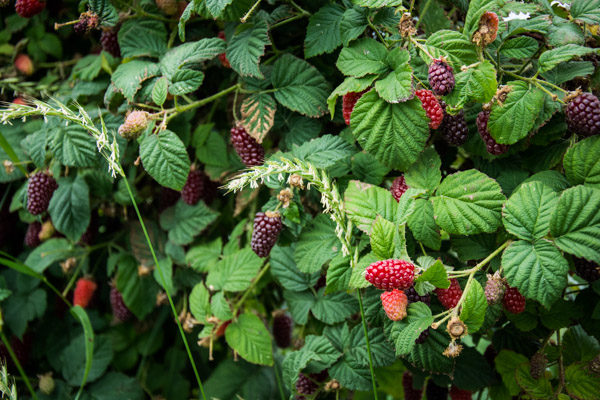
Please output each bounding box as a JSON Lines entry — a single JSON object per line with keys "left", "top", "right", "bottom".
{"left": 415, "top": 89, "right": 444, "bottom": 129}
{"left": 230, "top": 124, "right": 264, "bottom": 167}
{"left": 574, "top": 257, "right": 600, "bottom": 282}
{"left": 391, "top": 176, "right": 408, "bottom": 202}
{"left": 439, "top": 103, "right": 469, "bottom": 146}
{"left": 435, "top": 278, "right": 463, "bottom": 310}
{"left": 181, "top": 169, "right": 209, "bottom": 205}
{"left": 381, "top": 289, "right": 408, "bottom": 321}
{"left": 118, "top": 110, "right": 148, "bottom": 140}
{"left": 14, "top": 54, "right": 34, "bottom": 76}
{"left": 15, "top": 0, "right": 45, "bottom": 17}
{"left": 25, "top": 221, "right": 42, "bottom": 248}
{"left": 502, "top": 285, "right": 526, "bottom": 314}
{"left": 100, "top": 28, "right": 121, "bottom": 57}
{"left": 27, "top": 172, "right": 58, "bottom": 215}
{"left": 428, "top": 58, "right": 455, "bottom": 95}
{"left": 477, "top": 110, "right": 509, "bottom": 155}
{"left": 365, "top": 259, "right": 415, "bottom": 290}
{"left": 342, "top": 90, "right": 368, "bottom": 125}
{"left": 450, "top": 386, "right": 472, "bottom": 400}
{"left": 565, "top": 92, "right": 600, "bottom": 137}
{"left": 402, "top": 372, "right": 423, "bottom": 400}
{"left": 251, "top": 211, "right": 282, "bottom": 257}
{"left": 73, "top": 277, "right": 97, "bottom": 308}
{"left": 405, "top": 286, "right": 431, "bottom": 306}
{"left": 273, "top": 312, "right": 293, "bottom": 348}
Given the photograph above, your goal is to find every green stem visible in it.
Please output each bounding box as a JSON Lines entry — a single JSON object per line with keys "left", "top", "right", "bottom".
{"left": 232, "top": 261, "right": 270, "bottom": 316}
{"left": 122, "top": 178, "right": 207, "bottom": 400}
{"left": 241, "top": 0, "right": 262, "bottom": 23}
{"left": 357, "top": 289, "right": 378, "bottom": 399}
{"left": 415, "top": 0, "right": 432, "bottom": 31}
{"left": 368, "top": 18, "right": 389, "bottom": 49}
{"left": 166, "top": 84, "right": 240, "bottom": 122}
{"left": 270, "top": 13, "right": 309, "bottom": 29}
{"left": 0, "top": 331, "right": 37, "bottom": 400}
{"left": 287, "top": 0, "right": 310, "bottom": 15}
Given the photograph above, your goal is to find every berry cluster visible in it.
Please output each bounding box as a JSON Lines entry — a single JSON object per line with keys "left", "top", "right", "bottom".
{"left": 100, "top": 29, "right": 121, "bottom": 57}
{"left": 296, "top": 374, "right": 317, "bottom": 396}
{"left": 391, "top": 175, "right": 408, "bottom": 202}
{"left": 574, "top": 257, "right": 600, "bottom": 282}
{"left": 73, "top": 12, "right": 99, "bottom": 34}
{"left": 118, "top": 110, "right": 148, "bottom": 140}
{"left": 566, "top": 92, "right": 600, "bottom": 137}
{"left": 342, "top": 90, "right": 368, "bottom": 125}
{"left": 405, "top": 286, "right": 431, "bottom": 306}
{"left": 428, "top": 59, "right": 455, "bottom": 95}
{"left": 435, "top": 278, "right": 463, "bottom": 309}
{"left": 251, "top": 211, "right": 282, "bottom": 257}
{"left": 365, "top": 259, "right": 415, "bottom": 290}
{"left": 181, "top": 170, "right": 212, "bottom": 205}
{"left": 27, "top": 172, "right": 58, "bottom": 215}
{"left": 15, "top": 0, "right": 45, "bottom": 17}
{"left": 477, "top": 110, "right": 509, "bottom": 155}
{"left": 484, "top": 274, "right": 506, "bottom": 305}
{"left": 230, "top": 125, "right": 264, "bottom": 167}
{"left": 25, "top": 221, "right": 42, "bottom": 248}
{"left": 415, "top": 89, "right": 444, "bottom": 129}
{"left": 439, "top": 103, "right": 469, "bottom": 146}
{"left": 502, "top": 285, "right": 526, "bottom": 314}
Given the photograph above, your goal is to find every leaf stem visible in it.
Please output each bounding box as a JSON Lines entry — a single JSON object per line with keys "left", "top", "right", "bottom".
{"left": 0, "top": 331, "right": 37, "bottom": 400}
{"left": 368, "top": 18, "right": 389, "bottom": 49}
{"left": 357, "top": 288, "right": 379, "bottom": 399}
{"left": 232, "top": 261, "right": 270, "bottom": 316}
{"left": 166, "top": 84, "right": 241, "bottom": 121}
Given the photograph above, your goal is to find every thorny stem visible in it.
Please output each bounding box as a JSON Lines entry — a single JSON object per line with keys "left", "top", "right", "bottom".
{"left": 358, "top": 289, "right": 379, "bottom": 400}
{"left": 0, "top": 331, "right": 37, "bottom": 400}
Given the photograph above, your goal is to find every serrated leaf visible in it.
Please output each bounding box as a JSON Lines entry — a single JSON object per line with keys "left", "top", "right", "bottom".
{"left": 328, "top": 359, "right": 372, "bottom": 391}
{"left": 152, "top": 77, "right": 168, "bottom": 106}
{"left": 502, "top": 240, "right": 568, "bottom": 308}
{"left": 502, "top": 182, "right": 559, "bottom": 241}
{"left": 538, "top": 44, "right": 600, "bottom": 73}
{"left": 159, "top": 200, "right": 218, "bottom": 245}
{"left": 271, "top": 54, "right": 329, "bottom": 117}
{"left": 460, "top": 279, "right": 487, "bottom": 333}
{"left": 186, "top": 238, "right": 222, "bottom": 272}
{"left": 375, "top": 48, "right": 413, "bottom": 103}
{"left": 414, "top": 259, "right": 449, "bottom": 289}
{"left": 139, "top": 130, "right": 190, "bottom": 191}
{"left": 488, "top": 81, "right": 546, "bottom": 145}
{"left": 51, "top": 125, "right": 98, "bottom": 167}
{"left": 336, "top": 38, "right": 389, "bottom": 78}
{"left": 565, "top": 362, "right": 600, "bottom": 400}
{"left": 464, "top": 0, "right": 499, "bottom": 36}
{"left": 351, "top": 90, "right": 429, "bottom": 170}
{"left": 570, "top": 0, "right": 600, "bottom": 24}
{"left": 270, "top": 245, "right": 320, "bottom": 292}
{"left": 169, "top": 69, "right": 204, "bottom": 95}
{"left": 118, "top": 19, "right": 167, "bottom": 59}
{"left": 563, "top": 136, "right": 600, "bottom": 188}
{"left": 495, "top": 350, "right": 528, "bottom": 396}
{"left": 116, "top": 257, "right": 159, "bottom": 320}
{"left": 344, "top": 180, "right": 397, "bottom": 234}
{"left": 304, "top": 4, "right": 344, "bottom": 58}
{"left": 404, "top": 146, "right": 441, "bottom": 192}
{"left": 431, "top": 170, "right": 505, "bottom": 235}
{"left": 515, "top": 363, "right": 554, "bottom": 398}
{"left": 48, "top": 176, "right": 91, "bottom": 241}
{"left": 225, "top": 313, "right": 273, "bottom": 366}
{"left": 211, "top": 291, "right": 233, "bottom": 321}
{"left": 404, "top": 327, "right": 452, "bottom": 373}
{"left": 189, "top": 283, "right": 210, "bottom": 323}
{"left": 408, "top": 199, "right": 441, "bottom": 250}
{"left": 327, "top": 75, "right": 377, "bottom": 117}
{"left": 204, "top": 0, "right": 233, "bottom": 18}
{"left": 111, "top": 60, "right": 160, "bottom": 102}
{"left": 311, "top": 290, "right": 358, "bottom": 324}
{"left": 283, "top": 290, "right": 315, "bottom": 324}
{"left": 294, "top": 214, "right": 339, "bottom": 274}
{"left": 206, "top": 248, "right": 262, "bottom": 292}
{"left": 351, "top": 0, "right": 402, "bottom": 6}
{"left": 444, "top": 60, "right": 497, "bottom": 108}
{"left": 424, "top": 30, "right": 479, "bottom": 67}
{"left": 289, "top": 134, "right": 355, "bottom": 169}
{"left": 24, "top": 238, "right": 73, "bottom": 273}
{"left": 303, "top": 335, "right": 342, "bottom": 372}
{"left": 160, "top": 38, "right": 225, "bottom": 81}
{"left": 340, "top": 7, "right": 368, "bottom": 46}
{"left": 227, "top": 19, "right": 270, "bottom": 78}
{"left": 550, "top": 185, "right": 600, "bottom": 263}
{"left": 500, "top": 36, "right": 539, "bottom": 58}
{"left": 89, "top": 0, "right": 119, "bottom": 27}
{"left": 370, "top": 216, "right": 395, "bottom": 260}
{"left": 240, "top": 93, "right": 276, "bottom": 144}
{"left": 387, "top": 303, "right": 434, "bottom": 355}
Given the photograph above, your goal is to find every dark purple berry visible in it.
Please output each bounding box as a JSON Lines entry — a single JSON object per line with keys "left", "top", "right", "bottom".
{"left": 405, "top": 286, "right": 431, "bottom": 306}
{"left": 574, "top": 257, "right": 600, "bottom": 282}
{"left": 566, "top": 93, "right": 600, "bottom": 137}
{"left": 477, "top": 110, "right": 509, "bottom": 155}
{"left": 429, "top": 59, "right": 455, "bottom": 95}
{"left": 251, "top": 211, "right": 282, "bottom": 258}
{"left": 426, "top": 381, "right": 448, "bottom": 400}
{"left": 181, "top": 170, "right": 208, "bottom": 205}
{"left": 415, "top": 328, "right": 430, "bottom": 344}
{"left": 110, "top": 287, "right": 132, "bottom": 321}
{"left": 391, "top": 176, "right": 408, "bottom": 202}
{"left": 296, "top": 374, "right": 317, "bottom": 395}
{"left": 27, "top": 172, "right": 58, "bottom": 215}
{"left": 273, "top": 313, "right": 292, "bottom": 348}
{"left": 439, "top": 103, "right": 468, "bottom": 146}
{"left": 230, "top": 125, "right": 264, "bottom": 167}
{"left": 100, "top": 29, "right": 121, "bottom": 57}
{"left": 159, "top": 187, "right": 180, "bottom": 211}
{"left": 25, "top": 221, "right": 42, "bottom": 248}
{"left": 484, "top": 345, "right": 497, "bottom": 367}
{"left": 73, "top": 19, "right": 88, "bottom": 35}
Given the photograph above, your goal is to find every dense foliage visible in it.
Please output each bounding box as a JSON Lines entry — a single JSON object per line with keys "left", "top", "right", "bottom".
{"left": 1, "top": 0, "right": 600, "bottom": 399}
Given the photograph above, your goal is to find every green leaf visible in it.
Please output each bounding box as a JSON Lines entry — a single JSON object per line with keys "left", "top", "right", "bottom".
{"left": 431, "top": 170, "right": 505, "bottom": 235}
{"left": 51, "top": 125, "right": 98, "bottom": 167}
{"left": 502, "top": 182, "right": 559, "bottom": 241}
{"left": 152, "top": 77, "right": 168, "bottom": 106}
{"left": 344, "top": 180, "right": 398, "bottom": 234}
{"left": 488, "top": 81, "right": 546, "bottom": 145}
{"left": 289, "top": 134, "right": 355, "bottom": 169}
{"left": 304, "top": 4, "right": 344, "bottom": 58}
{"left": 206, "top": 248, "right": 262, "bottom": 292}
{"left": 270, "top": 245, "right": 320, "bottom": 292}
{"left": 303, "top": 335, "right": 343, "bottom": 372}
{"left": 408, "top": 199, "right": 441, "bottom": 250}
{"left": 340, "top": 7, "right": 368, "bottom": 46}
{"left": 538, "top": 44, "right": 600, "bottom": 73}
{"left": 70, "top": 306, "right": 94, "bottom": 397}
{"left": 116, "top": 257, "right": 159, "bottom": 319}
{"left": 351, "top": 152, "right": 391, "bottom": 185}
{"left": 311, "top": 290, "right": 358, "bottom": 324}
{"left": 500, "top": 36, "right": 539, "bottom": 58}
{"left": 460, "top": 279, "right": 487, "bottom": 333}
{"left": 351, "top": 0, "right": 402, "bottom": 7}
{"left": 89, "top": 0, "right": 119, "bottom": 27}
{"left": 205, "top": 0, "right": 234, "bottom": 18}
{"left": 405, "top": 328, "right": 452, "bottom": 374}
{"left": 185, "top": 238, "right": 222, "bottom": 272}
{"left": 61, "top": 335, "right": 113, "bottom": 386}
{"left": 282, "top": 350, "right": 320, "bottom": 389}
{"left": 271, "top": 54, "right": 330, "bottom": 117}
{"left": 325, "top": 255, "right": 351, "bottom": 294}
{"left": 294, "top": 214, "right": 340, "bottom": 274}
{"left": 444, "top": 60, "right": 497, "bottom": 108}
{"left": 189, "top": 283, "right": 211, "bottom": 323}
{"left": 464, "top": 0, "right": 499, "bottom": 36}
{"left": 111, "top": 60, "right": 160, "bottom": 102}
{"left": 336, "top": 38, "right": 389, "bottom": 78}
{"left": 48, "top": 176, "right": 91, "bottom": 241}
{"left": 388, "top": 302, "right": 434, "bottom": 355}
{"left": 24, "top": 238, "right": 73, "bottom": 273}
{"left": 563, "top": 136, "right": 600, "bottom": 188}
{"left": 227, "top": 19, "right": 270, "bottom": 78}
{"left": 329, "top": 359, "right": 371, "bottom": 391}
{"left": 225, "top": 313, "right": 273, "bottom": 366}
{"left": 117, "top": 19, "right": 167, "bottom": 59}
{"left": 375, "top": 48, "right": 413, "bottom": 103}
{"left": 550, "top": 185, "right": 600, "bottom": 263}
{"left": 211, "top": 291, "right": 233, "bottom": 321}
{"left": 140, "top": 130, "right": 191, "bottom": 191}
{"left": 570, "top": 0, "right": 600, "bottom": 24}
{"left": 283, "top": 290, "right": 315, "bottom": 324}
{"left": 565, "top": 362, "right": 600, "bottom": 400}
{"left": 370, "top": 216, "right": 395, "bottom": 260}
{"left": 327, "top": 75, "right": 377, "bottom": 118}
{"left": 240, "top": 93, "right": 276, "bottom": 144}
{"left": 424, "top": 30, "right": 479, "bottom": 67}
{"left": 515, "top": 362, "right": 554, "bottom": 399}
{"left": 351, "top": 91, "right": 429, "bottom": 170}
{"left": 501, "top": 240, "right": 569, "bottom": 308}
{"left": 404, "top": 147, "right": 442, "bottom": 193}
{"left": 169, "top": 69, "right": 204, "bottom": 95}
{"left": 87, "top": 372, "right": 144, "bottom": 400}
{"left": 414, "top": 259, "right": 449, "bottom": 289}
{"left": 160, "top": 39, "right": 225, "bottom": 81}
{"left": 495, "top": 350, "right": 528, "bottom": 396}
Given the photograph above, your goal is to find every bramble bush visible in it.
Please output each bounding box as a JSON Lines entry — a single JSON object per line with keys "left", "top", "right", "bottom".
{"left": 0, "top": 0, "right": 600, "bottom": 399}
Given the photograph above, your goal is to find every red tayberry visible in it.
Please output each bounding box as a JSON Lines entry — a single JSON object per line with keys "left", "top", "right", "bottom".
{"left": 450, "top": 386, "right": 472, "bottom": 400}
{"left": 502, "top": 285, "right": 526, "bottom": 314}
{"left": 217, "top": 31, "right": 231, "bottom": 68}
{"left": 415, "top": 89, "right": 444, "bottom": 129}
{"left": 391, "top": 176, "right": 408, "bottom": 202}
{"left": 342, "top": 90, "right": 368, "bottom": 125}
{"left": 365, "top": 259, "right": 415, "bottom": 290}
{"left": 15, "top": 0, "right": 45, "bottom": 17}
{"left": 73, "top": 278, "right": 97, "bottom": 308}
{"left": 381, "top": 289, "right": 408, "bottom": 321}
{"left": 435, "top": 278, "right": 463, "bottom": 309}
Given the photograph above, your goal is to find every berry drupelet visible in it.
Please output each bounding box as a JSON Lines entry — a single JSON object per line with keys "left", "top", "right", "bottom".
{"left": 365, "top": 259, "right": 415, "bottom": 290}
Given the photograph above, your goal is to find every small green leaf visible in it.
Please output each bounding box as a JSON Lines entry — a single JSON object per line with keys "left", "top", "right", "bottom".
{"left": 311, "top": 290, "right": 358, "bottom": 324}
{"left": 294, "top": 214, "right": 339, "bottom": 274}
{"left": 459, "top": 279, "right": 487, "bottom": 333}
{"left": 169, "top": 69, "right": 204, "bottom": 95}
{"left": 408, "top": 199, "right": 441, "bottom": 250}
{"left": 495, "top": 350, "right": 529, "bottom": 396}
{"left": 444, "top": 60, "right": 497, "bottom": 109}
{"left": 344, "top": 180, "right": 398, "bottom": 234}
{"left": 500, "top": 36, "right": 539, "bottom": 59}
{"left": 538, "top": 44, "right": 600, "bottom": 73}
{"left": 211, "top": 291, "right": 233, "bottom": 321}
{"left": 185, "top": 238, "right": 222, "bottom": 272}
{"left": 270, "top": 245, "right": 320, "bottom": 292}
{"left": 111, "top": 60, "right": 160, "bottom": 102}
{"left": 415, "top": 259, "right": 449, "bottom": 289}
{"left": 159, "top": 201, "right": 218, "bottom": 245}
{"left": 304, "top": 4, "right": 344, "bottom": 58}
{"left": 48, "top": 176, "right": 91, "bottom": 241}
{"left": 374, "top": 48, "right": 413, "bottom": 103}
{"left": 189, "top": 283, "right": 210, "bottom": 323}
{"left": 225, "top": 313, "right": 273, "bottom": 366}
{"left": 152, "top": 77, "right": 168, "bottom": 106}
{"left": 117, "top": 19, "right": 167, "bottom": 59}
{"left": 226, "top": 19, "right": 270, "bottom": 78}
{"left": 565, "top": 362, "right": 600, "bottom": 400}
{"left": 160, "top": 38, "right": 225, "bottom": 81}
{"left": 206, "top": 248, "right": 262, "bottom": 292}
{"left": 404, "top": 147, "right": 442, "bottom": 193}
{"left": 424, "top": 30, "right": 479, "bottom": 67}
{"left": 140, "top": 130, "right": 191, "bottom": 191}
{"left": 116, "top": 256, "right": 159, "bottom": 320}
{"left": 336, "top": 38, "right": 389, "bottom": 78}
{"left": 515, "top": 363, "right": 554, "bottom": 399}
{"left": 563, "top": 136, "right": 600, "bottom": 188}
{"left": 370, "top": 216, "right": 395, "bottom": 260}
{"left": 388, "top": 303, "right": 434, "bottom": 356}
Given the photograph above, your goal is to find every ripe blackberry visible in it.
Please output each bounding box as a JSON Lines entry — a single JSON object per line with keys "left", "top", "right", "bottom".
{"left": 428, "top": 59, "right": 455, "bottom": 95}
{"left": 272, "top": 313, "right": 293, "bottom": 348}
{"left": 477, "top": 110, "right": 509, "bottom": 155}
{"left": 565, "top": 93, "right": 600, "bottom": 137}
{"left": 181, "top": 170, "right": 208, "bottom": 205}
{"left": 73, "top": 278, "right": 97, "bottom": 308}
{"left": 25, "top": 221, "right": 42, "bottom": 248}
{"left": 402, "top": 372, "right": 422, "bottom": 400}
{"left": 450, "top": 386, "right": 472, "bottom": 400}
{"left": 574, "top": 257, "right": 600, "bottom": 282}
{"left": 342, "top": 90, "right": 368, "bottom": 125}
{"left": 159, "top": 187, "right": 180, "bottom": 211}
{"left": 530, "top": 352, "right": 547, "bottom": 380}
{"left": 405, "top": 286, "right": 431, "bottom": 306}
{"left": 251, "top": 211, "right": 282, "bottom": 257}
{"left": 15, "top": 0, "right": 45, "bottom": 17}
{"left": 391, "top": 176, "right": 408, "bottom": 202}
{"left": 439, "top": 104, "right": 468, "bottom": 146}
{"left": 415, "top": 328, "right": 430, "bottom": 344}
{"left": 27, "top": 172, "right": 58, "bottom": 215}
{"left": 415, "top": 89, "right": 444, "bottom": 129}
{"left": 426, "top": 381, "right": 448, "bottom": 400}
{"left": 217, "top": 31, "right": 231, "bottom": 68}
{"left": 110, "top": 287, "right": 132, "bottom": 321}
{"left": 381, "top": 289, "right": 408, "bottom": 321}
{"left": 230, "top": 125, "right": 264, "bottom": 167}
{"left": 296, "top": 374, "right": 317, "bottom": 395}
{"left": 100, "top": 29, "right": 121, "bottom": 57}
{"left": 365, "top": 259, "right": 415, "bottom": 290}
{"left": 502, "top": 285, "right": 526, "bottom": 314}
{"left": 435, "top": 278, "right": 463, "bottom": 309}
{"left": 484, "top": 273, "right": 506, "bottom": 304}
